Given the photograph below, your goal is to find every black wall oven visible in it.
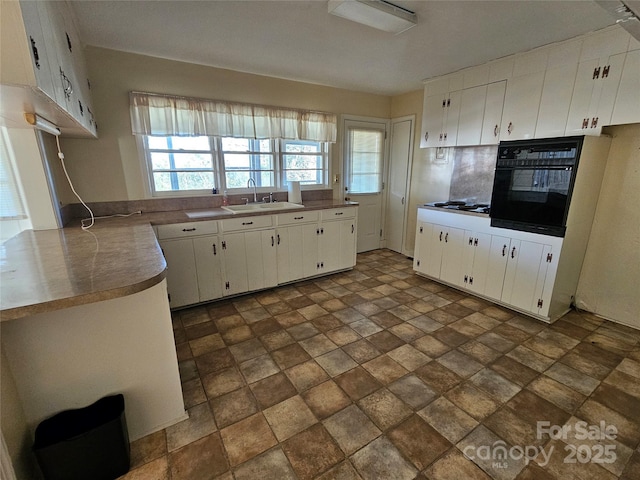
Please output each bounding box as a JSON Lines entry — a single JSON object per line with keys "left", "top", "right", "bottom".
{"left": 490, "top": 136, "right": 584, "bottom": 237}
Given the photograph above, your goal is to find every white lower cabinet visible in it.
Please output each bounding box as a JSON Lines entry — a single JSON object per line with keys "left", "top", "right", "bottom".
{"left": 413, "top": 222, "right": 465, "bottom": 287}
{"left": 220, "top": 216, "right": 278, "bottom": 296}
{"left": 156, "top": 206, "right": 358, "bottom": 309}
{"left": 319, "top": 218, "right": 357, "bottom": 274}
{"left": 413, "top": 209, "right": 559, "bottom": 320}
{"left": 159, "top": 238, "right": 200, "bottom": 308}
{"left": 461, "top": 232, "right": 492, "bottom": 294}
{"left": 193, "top": 236, "right": 224, "bottom": 302}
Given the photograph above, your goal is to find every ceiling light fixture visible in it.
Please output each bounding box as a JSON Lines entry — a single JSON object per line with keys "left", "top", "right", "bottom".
{"left": 24, "top": 113, "right": 61, "bottom": 136}
{"left": 328, "top": 0, "right": 417, "bottom": 35}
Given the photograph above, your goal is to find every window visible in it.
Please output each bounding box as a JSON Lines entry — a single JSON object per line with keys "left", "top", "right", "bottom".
{"left": 347, "top": 128, "right": 384, "bottom": 194}
{"left": 221, "top": 138, "right": 275, "bottom": 188}
{"left": 146, "top": 136, "right": 216, "bottom": 194}
{"left": 282, "top": 140, "right": 327, "bottom": 186}
{"left": 142, "top": 136, "right": 329, "bottom": 196}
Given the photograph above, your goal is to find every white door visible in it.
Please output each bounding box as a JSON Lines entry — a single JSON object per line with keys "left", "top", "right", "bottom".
{"left": 193, "top": 235, "right": 224, "bottom": 302}
{"left": 385, "top": 116, "right": 414, "bottom": 255}
{"left": 160, "top": 238, "right": 199, "bottom": 308}
{"left": 343, "top": 118, "right": 388, "bottom": 253}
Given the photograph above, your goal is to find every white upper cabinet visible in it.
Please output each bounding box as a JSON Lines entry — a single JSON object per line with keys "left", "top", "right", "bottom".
{"left": 534, "top": 40, "right": 581, "bottom": 139}
{"left": 420, "top": 26, "right": 637, "bottom": 146}
{"left": 565, "top": 28, "right": 630, "bottom": 136}
{"left": 420, "top": 91, "right": 461, "bottom": 148}
{"left": 610, "top": 48, "right": 640, "bottom": 126}
{"left": 499, "top": 71, "right": 545, "bottom": 141}
{"left": 457, "top": 85, "right": 487, "bottom": 146}
{"left": 480, "top": 81, "right": 506, "bottom": 145}
{"left": 0, "top": 0, "right": 96, "bottom": 136}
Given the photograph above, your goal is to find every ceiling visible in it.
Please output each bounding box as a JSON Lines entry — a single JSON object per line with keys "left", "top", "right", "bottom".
{"left": 69, "top": 0, "right": 618, "bottom": 96}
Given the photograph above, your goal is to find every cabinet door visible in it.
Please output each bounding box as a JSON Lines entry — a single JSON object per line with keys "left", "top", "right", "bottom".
{"left": 339, "top": 219, "right": 357, "bottom": 269}
{"left": 465, "top": 232, "right": 492, "bottom": 295}
{"left": 424, "top": 224, "right": 446, "bottom": 278}
{"left": 302, "top": 223, "right": 320, "bottom": 278}
{"left": 480, "top": 81, "right": 506, "bottom": 145}
{"left": 420, "top": 93, "right": 446, "bottom": 148}
{"left": 245, "top": 229, "right": 278, "bottom": 291}
{"left": 193, "top": 236, "right": 223, "bottom": 302}
{"left": 222, "top": 232, "right": 249, "bottom": 296}
{"left": 484, "top": 235, "right": 511, "bottom": 301}
{"left": 413, "top": 221, "right": 433, "bottom": 275}
{"left": 500, "top": 72, "right": 545, "bottom": 141}
{"left": 319, "top": 221, "right": 341, "bottom": 273}
{"left": 611, "top": 49, "right": 640, "bottom": 125}
{"left": 565, "top": 53, "right": 625, "bottom": 135}
{"left": 20, "top": 1, "right": 55, "bottom": 99}
{"left": 439, "top": 226, "right": 466, "bottom": 286}
{"left": 501, "top": 240, "right": 546, "bottom": 312}
{"left": 442, "top": 90, "right": 461, "bottom": 147}
{"left": 457, "top": 86, "right": 486, "bottom": 146}
{"left": 160, "top": 238, "right": 199, "bottom": 308}
{"left": 535, "top": 63, "right": 577, "bottom": 139}
{"left": 277, "top": 226, "right": 303, "bottom": 284}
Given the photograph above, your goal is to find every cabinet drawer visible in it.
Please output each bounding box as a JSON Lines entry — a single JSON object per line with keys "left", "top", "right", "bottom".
{"left": 221, "top": 215, "right": 273, "bottom": 232}
{"left": 277, "top": 210, "right": 319, "bottom": 225}
{"left": 321, "top": 207, "right": 357, "bottom": 221}
{"left": 156, "top": 220, "right": 218, "bottom": 239}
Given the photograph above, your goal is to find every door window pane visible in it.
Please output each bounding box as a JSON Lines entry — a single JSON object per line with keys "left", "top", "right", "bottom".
{"left": 348, "top": 128, "right": 383, "bottom": 194}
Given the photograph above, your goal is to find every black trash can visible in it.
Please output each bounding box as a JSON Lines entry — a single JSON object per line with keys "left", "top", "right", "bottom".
{"left": 33, "top": 394, "right": 130, "bottom": 480}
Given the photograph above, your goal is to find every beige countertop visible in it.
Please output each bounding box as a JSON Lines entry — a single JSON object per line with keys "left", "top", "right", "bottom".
{"left": 1, "top": 200, "right": 357, "bottom": 321}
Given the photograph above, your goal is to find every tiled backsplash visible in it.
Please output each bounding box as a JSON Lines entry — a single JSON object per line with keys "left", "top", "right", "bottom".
{"left": 61, "top": 189, "right": 333, "bottom": 225}
{"left": 448, "top": 146, "right": 498, "bottom": 204}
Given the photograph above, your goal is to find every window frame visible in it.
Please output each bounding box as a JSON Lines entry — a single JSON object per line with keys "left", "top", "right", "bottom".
{"left": 140, "top": 135, "right": 330, "bottom": 197}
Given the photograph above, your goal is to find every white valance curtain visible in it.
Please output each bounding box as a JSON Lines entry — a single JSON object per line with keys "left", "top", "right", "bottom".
{"left": 129, "top": 92, "right": 337, "bottom": 142}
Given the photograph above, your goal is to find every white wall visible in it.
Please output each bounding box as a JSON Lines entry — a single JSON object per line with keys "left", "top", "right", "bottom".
{"left": 1, "top": 280, "right": 186, "bottom": 441}
{"left": 59, "top": 47, "right": 391, "bottom": 203}
{"left": 576, "top": 124, "right": 640, "bottom": 328}
{"left": 1, "top": 349, "right": 35, "bottom": 479}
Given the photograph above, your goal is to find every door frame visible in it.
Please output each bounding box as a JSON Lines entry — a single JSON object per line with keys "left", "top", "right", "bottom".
{"left": 384, "top": 115, "right": 415, "bottom": 256}
{"left": 340, "top": 114, "right": 390, "bottom": 252}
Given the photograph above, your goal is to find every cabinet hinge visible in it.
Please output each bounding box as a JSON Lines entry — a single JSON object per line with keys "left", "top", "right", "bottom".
{"left": 417, "top": 260, "right": 420, "bottom": 267}
{"left": 167, "top": 293, "right": 171, "bottom": 303}
{"left": 419, "top": 226, "right": 423, "bottom": 234}
{"left": 537, "top": 299, "right": 543, "bottom": 308}
{"left": 225, "top": 281, "right": 230, "bottom": 290}
{"left": 222, "top": 241, "right": 227, "bottom": 250}
{"left": 546, "top": 253, "right": 553, "bottom": 263}
{"left": 379, "top": 229, "right": 383, "bottom": 238}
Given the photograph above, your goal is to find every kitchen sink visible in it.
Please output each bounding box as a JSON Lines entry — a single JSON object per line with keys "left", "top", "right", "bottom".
{"left": 185, "top": 202, "right": 304, "bottom": 218}
{"left": 221, "top": 202, "right": 304, "bottom": 214}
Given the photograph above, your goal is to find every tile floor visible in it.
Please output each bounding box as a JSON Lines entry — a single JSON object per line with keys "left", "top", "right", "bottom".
{"left": 119, "top": 249, "right": 640, "bottom": 480}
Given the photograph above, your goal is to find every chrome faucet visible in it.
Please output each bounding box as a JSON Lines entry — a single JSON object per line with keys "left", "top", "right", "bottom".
{"left": 247, "top": 178, "right": 257, "bottom": 203}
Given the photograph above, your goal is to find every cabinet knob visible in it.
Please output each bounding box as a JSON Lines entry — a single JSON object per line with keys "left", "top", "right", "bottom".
{"left": 494, "top": 124, "right": 499, "bottom": 137}
{"left": 445, "top": 232, "right": 449, "bottom": 243}
{"left": 182, "top": 228, "right": 196, "bottom": 232}
{"left": 212, "top": 244, "right": 217, "bottom": 255}
{"left": 507, "top": 122, "right": 513, "bottom": 135}
{"left": 271, "top": 236, "right": 274, "bottom": 247}
{"left": 351, "top": 224, "right": 354, "bottom": 234}
{"left": 442, "top": 99, "right": 446, "bottom": 108}
{"left": 277, "top": 234, "right": 281, "bottom": 245}
{"left": 424, "top": 132, "right": 429, "bottom": 142}
{"left": 439, "top": 231, "right": 443, "bottom": 241}
{"left": 511, "top": 246, "right": 516, "bottom": 258}
{"left": 502, "top": 245, "right": 507, "bottom": 256}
